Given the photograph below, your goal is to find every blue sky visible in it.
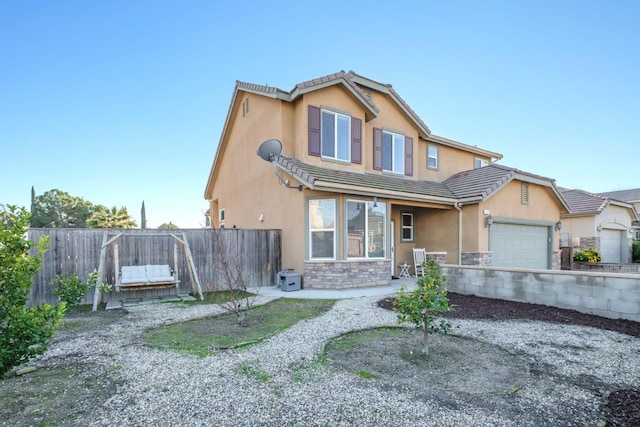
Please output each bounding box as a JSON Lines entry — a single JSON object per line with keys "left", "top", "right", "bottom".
{"left": 1, "top": 0, "right": 638, "bottom": 228}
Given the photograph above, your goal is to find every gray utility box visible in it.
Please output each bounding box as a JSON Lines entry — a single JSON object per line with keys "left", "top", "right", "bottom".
{"left": 279, "top": 271, "right": 301, "bottom": 292}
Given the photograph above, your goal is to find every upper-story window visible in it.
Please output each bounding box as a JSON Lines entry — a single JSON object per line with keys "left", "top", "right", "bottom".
{"left": 382, "top": 130, "right": 405, "bottom": 174}
{"left": 428, "top": 145, "right": 439, "bottom": 169}
{"left": 308, "top": 105, "right": 362, "bottom": 164}
{"left": 474, "top": 158, "right": 488, "bottom": 168}
{"left": 321, "top": 109, "right": 350, "bottom": 161}
{"left": 373, "top": 127, "right": 413, "bottom": 176}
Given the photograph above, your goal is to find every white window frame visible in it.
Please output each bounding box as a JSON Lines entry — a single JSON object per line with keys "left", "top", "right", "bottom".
{"left": 382, "top": 130, "right": 404, "bottom": 174}
{"left": 321, "top": 109, "right": 351, "bottom": 162}
{"left": 401, "top": 212, "right": 414, "bottom": 242}
{"left": 308, "top": 199, "right": 336, "bottom": 260}
{"left": 428, "top": 145, "right": 438, "bottom": 169}
{"left": 346, "top": 199, "right": 386, "bottom": 259}
{"left": 218, "top": 208, "right": 225, "bottom": 228}
{"left": 474, "top": 158, "right": 488, "bottom": 168}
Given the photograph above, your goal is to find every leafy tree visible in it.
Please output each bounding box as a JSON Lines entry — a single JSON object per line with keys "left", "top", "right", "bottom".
{"left": 30, "top": 189, "right": 99, "bottom": 228}
{"left": 394, "top": 260, "right": 453, "bottom": 355}
{"left": 158, "top": 222, "right": 178, "bottom": 229}
{"left": 87, "top": 206, "right": 137, "bottom": 229}
{"left": 0, "top": 205, "right": 66, "bottom": 378}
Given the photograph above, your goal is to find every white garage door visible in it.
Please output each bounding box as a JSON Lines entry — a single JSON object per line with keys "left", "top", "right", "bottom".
{"left": 490, "top": 223, "right": 550, "bottom": 269}
{"left": 601, "top": 229, "right": 622, "bottom": 263}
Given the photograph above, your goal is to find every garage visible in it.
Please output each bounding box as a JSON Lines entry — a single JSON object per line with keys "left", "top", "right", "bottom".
{"left": 600, "top": 229, "right": 623, "bottom": 263}
{"left": 490, "top": 222, "right": 551, "bottom": 269}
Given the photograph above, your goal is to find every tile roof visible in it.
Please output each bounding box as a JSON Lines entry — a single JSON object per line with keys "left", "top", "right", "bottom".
{"left": 444, "top": 164, "right": 560, "bottom": 199}
{"left": 275, "top": 158, "right": 563, "bottom": 207}
{"left": 598, "top": 188, "right": 640, "bottom": 203}
{"left": 560, "top": 189, "right": 608, "bottom": 215}
{"left": 276, "top": 157, "right": 456, "bottom": 201}
{"left": 444, "top": 164, "right": 515, "bottom": 199}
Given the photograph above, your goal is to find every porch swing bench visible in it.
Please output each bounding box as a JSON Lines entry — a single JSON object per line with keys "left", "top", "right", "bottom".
{"left": 116, "top": 264, "right": 179, "bottom": 292}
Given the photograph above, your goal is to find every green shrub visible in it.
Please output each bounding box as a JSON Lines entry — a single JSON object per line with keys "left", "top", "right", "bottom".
{"left": 573, "top": 248, "right": 601, "bottom": 263}
{"left": 50, "top": 272, "right": 89, "bottom": 305}
{"left": 393, "top": 260, "right": 453, "bottom": 355}
{"left": 0, "top": 205, "right": 66, "bottom": 378}
{"left": 633, "top": 241, "right": 640, "bottom": 263}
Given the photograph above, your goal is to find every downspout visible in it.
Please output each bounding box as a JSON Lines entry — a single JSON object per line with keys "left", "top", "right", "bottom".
{"left": 454, "top": 202, "right": 463, "bottom": 265}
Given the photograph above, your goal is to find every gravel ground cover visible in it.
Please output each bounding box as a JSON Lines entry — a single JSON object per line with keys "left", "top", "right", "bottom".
{"left": 2, "top": 292, "right": 639, "bottom": 426}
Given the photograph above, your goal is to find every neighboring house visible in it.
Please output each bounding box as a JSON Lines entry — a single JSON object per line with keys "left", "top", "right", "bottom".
{"left": 560, "top": 188, "right": 639, "bottom": 263}
{"left": 598, "top": 188, "right": 640, "bottom": 240}
{"left": 204, "top": 71, "right": 569, "bottom": 289}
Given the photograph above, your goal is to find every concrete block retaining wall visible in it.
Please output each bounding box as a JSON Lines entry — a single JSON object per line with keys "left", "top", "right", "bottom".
{"left": 442, "top": 265, "right": 640, "bottom": 322}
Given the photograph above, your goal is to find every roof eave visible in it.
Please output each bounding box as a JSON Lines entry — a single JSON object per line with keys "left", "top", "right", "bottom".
{"left": 423, "top": 134, "right": 503, "bottom": 160}
{"left": 289, "top": 78, "right": 379, "bottom": 121}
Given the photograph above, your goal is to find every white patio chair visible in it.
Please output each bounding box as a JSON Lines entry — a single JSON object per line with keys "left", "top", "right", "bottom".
{"left": 413, "top": 248, "right": 426, "bottom": 277}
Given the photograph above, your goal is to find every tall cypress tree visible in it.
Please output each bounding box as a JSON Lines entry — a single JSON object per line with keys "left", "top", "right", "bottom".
{"left": 141, "top": 201, "right": 147, "bottom": 229}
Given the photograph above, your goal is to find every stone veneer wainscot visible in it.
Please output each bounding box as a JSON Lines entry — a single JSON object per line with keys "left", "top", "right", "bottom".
{"left": 304, "top": 260, "right": 391, "bottom": 289}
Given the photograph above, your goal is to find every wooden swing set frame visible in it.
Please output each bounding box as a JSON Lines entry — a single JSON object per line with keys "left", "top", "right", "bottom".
{"left": 91, "top": 231, "right": 205, "bottom": 311}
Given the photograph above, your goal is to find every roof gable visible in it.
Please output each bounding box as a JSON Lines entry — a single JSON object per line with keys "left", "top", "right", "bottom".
{"left": 444, "top": 164, "right": 566, "bottom": 207}
{"left": 561, "top": 188, "right": 639, "bottom": 220}
{"left": 560, "top": 189, "right": 609, "bottom": 215}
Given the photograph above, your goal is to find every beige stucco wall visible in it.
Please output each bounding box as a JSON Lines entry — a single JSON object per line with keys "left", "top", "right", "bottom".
{"left": 418, "top": 143, "right": 482, "bottom": 181}
{"left": 468, "top": 180, "right": 564, "bottom": 252}
{"left": 598, "top": 204, "right": 634, "bottom": 231}
{"left": 206, "top": 92, "right": 307, "bottom": 276}
{"left": 561, "top": 216, "right": 595, "bottom": 247}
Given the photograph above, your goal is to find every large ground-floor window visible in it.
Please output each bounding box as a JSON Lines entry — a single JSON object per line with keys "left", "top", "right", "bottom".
{"left": 346, "top": 199, "right": 386, "bottom": 258}
{"left": 308, "top": 199, "right": 336, "bottom": 259}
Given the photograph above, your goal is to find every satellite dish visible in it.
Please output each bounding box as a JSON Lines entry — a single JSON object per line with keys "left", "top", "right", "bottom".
{"left": 257, "top": 139, "right": 282, "bottom": 162}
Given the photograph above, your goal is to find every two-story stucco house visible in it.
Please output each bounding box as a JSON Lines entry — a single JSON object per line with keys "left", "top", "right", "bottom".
{"left": 204, "top": 71, "right": 569, "bottom": 289}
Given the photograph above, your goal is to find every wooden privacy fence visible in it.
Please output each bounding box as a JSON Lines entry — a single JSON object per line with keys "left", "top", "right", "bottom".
{"left": 27, "top": 228, "right": 281, "bottom": 307}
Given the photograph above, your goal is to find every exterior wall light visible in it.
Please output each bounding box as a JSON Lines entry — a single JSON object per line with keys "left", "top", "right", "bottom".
{"left": 484, "top": 215, "right": 493, "bottom": 228}
{"left": 555, "top": 221, "right": 562, "bottom": 231}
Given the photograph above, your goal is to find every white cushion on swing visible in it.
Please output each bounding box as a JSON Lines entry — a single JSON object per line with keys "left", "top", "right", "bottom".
{"left": 120, "top": 265, "right": 148, "bottom": 284}
{"left": 145, "top": 264, "right": 174, "bottom": 283}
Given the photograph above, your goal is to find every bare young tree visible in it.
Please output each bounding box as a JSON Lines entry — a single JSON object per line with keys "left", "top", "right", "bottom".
{"left": 212, "top": 229, "right": 262, "bottom": 326}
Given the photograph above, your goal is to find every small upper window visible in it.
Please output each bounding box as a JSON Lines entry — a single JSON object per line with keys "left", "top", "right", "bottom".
{"left": 401, "top": 213, "right": 414, "bottom": 242}
{"left": 321, "top": 109, "right": 350, "bottom": 161}
{"left": 428, "top": 146, "right": 438, "bottom": 169}
{"left": 382, "top": 130, "right": 405, "bottom": 174}
{"left": 474, "top": 158, "right": 488, "bottom": 168}
{"left": 219, "top": 208, "right": 225, "bottom": 222}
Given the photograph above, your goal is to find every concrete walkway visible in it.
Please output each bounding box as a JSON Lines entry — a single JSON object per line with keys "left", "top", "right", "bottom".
{"left": 105, "top": 277, "right": 419, "bottom": 309}
{"left": 249, "top": 276, "right": 417, "bottom": 300}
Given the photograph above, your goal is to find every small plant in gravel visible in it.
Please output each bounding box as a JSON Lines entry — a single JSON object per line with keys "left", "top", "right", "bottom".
{"left": 393, "top": 260, "right": 453, "bottom": 355}
{"left": 211, "top": 230, "right": 262, "bottom": 326}
{"left": 50, "top": 272, "right": 87, "bottom": 305}
{"left": 0, "top": 205, "right": 66, "bottom": 378}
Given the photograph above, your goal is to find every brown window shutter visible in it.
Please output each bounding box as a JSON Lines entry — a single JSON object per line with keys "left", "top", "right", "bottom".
{"left": 351, "top": 117, "right": 362, "bottom": 164}
{"left": 404, "top": 136, "right": 413, "bottom": 176}
{"left": 308, "top": 105, "right": 321, "bottom": 156}
{"left": 373, "top": 127, "right": 382, "bottom": 170}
